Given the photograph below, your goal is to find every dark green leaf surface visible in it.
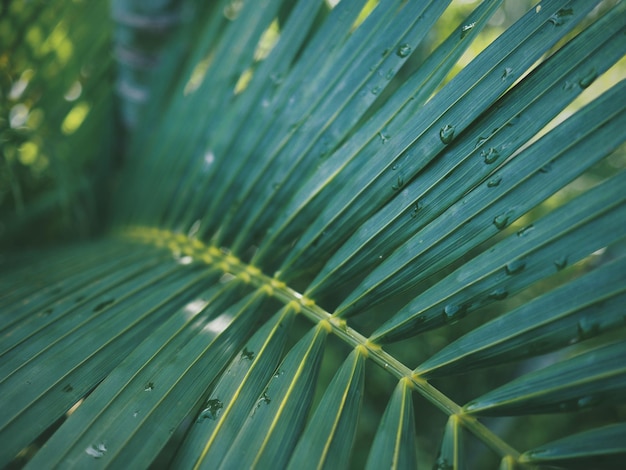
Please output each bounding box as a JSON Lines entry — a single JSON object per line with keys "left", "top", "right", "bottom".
{"left": 218, "top": 324, "right": 328, "bottom": 469}
{"left": 370, "top": 94, "right": 626, "bottom": 341}
{"left": 174, "top": 306, "right": 295, "bottom": 468}
{"left": 464, "top": 341, "right": 626, "bottom": 416}
{"left": 26, "top": 287, "right": 270, "bottom": 468}
{"left": 271, "top": 0, "right": 598, "bottom": 283}
{"left": 365, "top": 378, "right": 417, "bottom": 470}
{"left": 416, "top": 256, "right": 626, "bottom": 378}
{"left": 433, "top": 416, "right": 465, "bottom": 470}
{"left": 287, "top": 347, "right": 366, "bottom": 470}
{"left": 306, "top": 3, "right": 626, "bottom": 301}
{"left": 520, "top": 422, "right": 626, "bottom": 467}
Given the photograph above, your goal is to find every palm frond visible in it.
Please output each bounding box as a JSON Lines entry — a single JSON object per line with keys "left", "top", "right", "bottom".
{"left": 2, "top": 0, "right": 625, "bottom": 468}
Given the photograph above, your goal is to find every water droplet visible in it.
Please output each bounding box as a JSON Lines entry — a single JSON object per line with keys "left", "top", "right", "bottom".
{"left": 460, "top": 22, "right": 476, "bottom": 39}
{"left": 517, "top": 224, "right": 534, "bottom": 237}
{"left": 578, "top": 68, "right": 597, "bottom": 89}
{"left": 562, "top": 80, "right": 576, "bottom": 91}
{"left": 133, "top": 410, "right": 139, "bottom": 418}
{"left": 439, "top": 125, "right": 455, "bottom": 144}
{"left": 240, "top": 347, "right": 254, "bottom": 360}
{"left": 554, "top": 256, "right": 568, "bottom": 270}
{"left": 493, "top": 213, "right": 510, "bottom": 230}
{"left": 434, "top": 457, "right": 453, "bottom": 470}
{"left": 203, "top": 150, "right": 215, "bottom": 169}
{"left": 371, "top": 86, "right": 381, "bottom": 95}
{"left": 257, "top": 392, "right": 271, "bottom": 407}
{"left": 488, "top": 288, "right": 508, "bottom": 301}
{"left": 199, "top": 398, "right": 223, "bottom": 420}
{"left": 506, "top": 114, "right": 521, "bottom": 127}
{"left": 379, "top": 131, "right": 390, "bottom": 143}
{"left": 144, "top": 382, "right": 154, "bottom": 392}
{"left": 410, "top": 201, "right": 421, "bottom": 218}
{"left": 442, "top": 304, "right": 467, "bottom": 324}
{"left": 505, "top": 259, "right": 526, "bottom": 275}
{"left": 548, "top": 8, "right": 573, "bottom": 26}
{"left": 482, "top": 147, "right": 499, "bottom": 164}
{"left": 535, "top": 5, "right": 542, "bottom": 13}
{"left": 576, "top": 317, "right": 599, "bottom": 340}
{"left": 501, "top": 67, "right": 513, "bottom": 80}
{"left": 392, "top": 174, "right": 404, "bottom": 191}
{"left": 475, "top": 136, "right": 488, "bottom": 149}
{"left": 85, "top": 443, "right": 107, "bottom": 459}
{"left": 93, "top": 298, "right": 115, "bottom": 312}
{"left": 273, "top": 368, "right": 284, "bottom": 378}
{"left": 63, "top": 384, "right": 73, "bottom": 393}
{"left": 577, "top": 395, "right": 599, "bottom": 409}
{"left": 269, "top": 72, "right": 283, "bottom": 85}
{"left": 391, "top": 163, "right": 399, "bottom": 170}
{"left": 487, "top": 175, "right": 502, "bottom": 187}
{"left": 385, "top": 69, "right": 394, "bottom": 80}
{"left": 539, "top": 162, "right": 553, "bottom": 173}
{"left": 396, "top": 43, "right": 412, "bottom": 58}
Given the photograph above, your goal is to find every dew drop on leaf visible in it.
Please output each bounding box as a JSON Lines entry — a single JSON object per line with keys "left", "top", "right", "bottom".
{"left": 482, "top": 147, "right": 499, "bottom": 164}
{"left": 439, "top": 125, "right": 455, "bottom": 144}
{"left": 475, "top": 136, "right": 488, "bottom": 149}
{"left": 460, "top": 22, "right": 475, "bottom": 39}
{"left": 505, "top": 259, "right": 526, "bottom": 275}
{"left": 493, "top": 213, "right": 510, "bottom": 230}
{"left": 548, "top": 8, "right": 573, "bottom": 26}
{"left": 392, "top": 174, "right": 404, "bottom": 191}
{"left": 199, "top": 398, "right": 223, "bottom": 420}
{"left": 488, "top": 287, "right": 508, "bottom": 300}
{"left": 396, "top": 43, "right": 412, "bottom": 58}
{"left": 516, "top": 224, "right": 534, "bottom": 237}
{"left": 442, "top": 304, "right": 466, "bottom": 324}
{"left": 577, "top": 395, "right": 599, "bottom": 409}
{"left": 577, "top": 317, "right": 600, "bottom": 340}
{"left": 562, "top": 80, "right": 576, "bottom": 91}
{"left": 85, "top": 443, "right": 107, "bottom": 459}
{"left": 501, "top": 67, "right": 513, "bottom": 80}
{"left": 578, "top": 68, "right": 597, "bottom": 89}
{"left": 240, "top": 347, "right": 254, "bottom": 360}
{"left": 144, "top": 382, "right": 154, "bottom": 392}
{"left": 257, "top": 392, "right": 271, "bottom": 407}
{"left": 487, "top": 175, "right": 502, "bottom": 187}
{"left": 554, "top": 255, "right": 568, "bottom": 270}
{"left": 539, "top": 162, "right": 553, "bottom": 173}
{"left": 434, "top": 457, "right": 453, "bottom": 470}
{"left": 371, "top": 86, "right": 381, "bottom": 95}
{"left": 93, "top": 298, "right": 115, "bottom": 312}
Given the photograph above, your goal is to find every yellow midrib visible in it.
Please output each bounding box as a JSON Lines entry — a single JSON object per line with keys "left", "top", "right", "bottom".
{"left": 119, "top": 225, "right": 520, "bottom": 461}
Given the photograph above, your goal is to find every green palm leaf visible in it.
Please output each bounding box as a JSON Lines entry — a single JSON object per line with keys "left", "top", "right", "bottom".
{"left": 2, "top": 0, "right": 625, "bottom": 468}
